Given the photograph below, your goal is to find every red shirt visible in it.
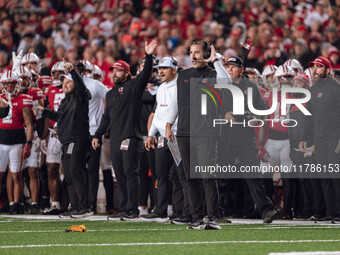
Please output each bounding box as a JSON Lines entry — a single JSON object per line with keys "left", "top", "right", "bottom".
{"left": 0, "top": 94, "right": 33, "bottom": 130}
{"left": 265, "top": 89, "right": 289, "bottom": 133}
{"left": 44, "top": 85, "right": 64, "bottom": 127}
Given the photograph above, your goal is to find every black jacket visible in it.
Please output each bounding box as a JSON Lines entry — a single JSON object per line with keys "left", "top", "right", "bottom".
{"left": 177, "top": 65, "right": 220, "bottom": 137}
{"left": 43, "top": 69, "right": 91, "bottom": 144}
{"left": 301, "top": 77, "right": 340, "bottom": 141}
{"left": 94, "top": 54, "right": 153, "bottom": 142}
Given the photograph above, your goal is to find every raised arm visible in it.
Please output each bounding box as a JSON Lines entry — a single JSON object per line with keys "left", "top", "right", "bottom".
{"left": 135, "top": 40, "right": 158, "bottom": 94}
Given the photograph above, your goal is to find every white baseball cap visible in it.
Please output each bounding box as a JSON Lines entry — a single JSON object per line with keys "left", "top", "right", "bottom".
{"left": 59, "top": 74, "right": 73, "bottom": 82}
{"left": 155, "top": 57, "right": 178, "bottom": 70}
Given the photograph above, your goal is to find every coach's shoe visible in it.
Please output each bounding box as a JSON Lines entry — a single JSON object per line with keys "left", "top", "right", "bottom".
{"left": 169, "top": 212, "right": 182, "bottom": 220}
{"left": 43, "top": 205, "right": 60, "bottom": 215}
{"left": 29, "top": 204, "right": 40, "bottom": 215}
{"left": 313, "top": 215, "right": 334, "bottom": 221}
{"left": 59, "top": 209, "right": 78, "bottom": 218}
{"left": 263, "top": 209, "right": 280, "bottom": 223}
{"left": 217, "top": 216, "right": 232, "bottom": 224}
{"left": 141, "top": 213, "right": 169, "bottom": 223}
{"left": 187, "top": 219, "right": 205, "bottom": 230}
{"left": 71, "top": 208, "right": 94, "bottom": 219}
{"left": 171, "top": 216, "right": 191, "bottom": 225}
{"left": 121, "top": 211, "right": 140, "bottom": 222}
{"left": 107, "top": 212, "right": 124, "bottom": 221}
{"left": 204, "top": 217, "right": 221, "bottom": 230}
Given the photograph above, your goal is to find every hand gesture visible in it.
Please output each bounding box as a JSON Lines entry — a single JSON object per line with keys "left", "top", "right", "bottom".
{"left": 204, "top": 44, "right": 217, "bottom": 63}
{"left": 0, "top": 98, "right": 9, "bottom": 108}
{"left": 298, "top": 141, "right": 307, "bottom": 153}
{"left": 145, "top": 136, "right": 156, "bottom": 151}
{"left": 240, "top": 39, "right": 253, "bottom": 51}
{"left": 145, "top": 40, "right": 158, "bottom": 55}
{"left": 63, "top": 58, "right": 73, "bottom": 72}
{"left": 165, "top": 125, "right": 175, "bottom": 142}
{"left": 92, "top": 138, "right": 101, "bottom": 150}
{"left": 225, "top": 111, "right": 236, "bottom": 122}
{"left": 259, "top": 146, "right": 269, "bottom": 162}
{"left": 12, "top": 50, "right": 23, "bottom": 70}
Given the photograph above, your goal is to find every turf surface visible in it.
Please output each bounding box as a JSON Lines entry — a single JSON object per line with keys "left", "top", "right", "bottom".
{"left": 0, "top": 216, "right": 339, "bottom": 255}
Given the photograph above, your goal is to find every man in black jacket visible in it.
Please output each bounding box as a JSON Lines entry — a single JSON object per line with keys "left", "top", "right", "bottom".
{"left": 92, "top": 40, "right": 158, "bottom": 221}
{"left": 37, "top": 59, "right": 92, "bottom": 218}
{"left": 222, "top": 56, "right": 279, "bottom": 223}
{"left": 165, "top": 41, "right": 232, "bottom": 230}
{"left": 299, "top": 56, "right": 340, "bottom": 221}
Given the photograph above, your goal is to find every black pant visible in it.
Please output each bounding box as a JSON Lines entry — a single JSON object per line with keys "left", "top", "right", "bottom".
{"left": 87, "top": 136, "right": 102, "bottom": 209}
{"left": 138, "top": 148, "right": 156, "bottom": 208}
{"left": 289, "top": 149, "right": 314, "bottom": 216}
{"left": 177, "top": 136, "right": 219, "bottom": 220}
{"left": 153, "top": 138, "right": 189, "bottom": 216}
{"left": 62, "top": 140, "right": 90, "bottom": 210}
{"left": 218, "top": 136, "right": 273, "bottom": 218}
{"left": 110, "top": 137, "right": 143, "bottom": 214}
{"left": 314, "top": 137, "right": 340, "bottom": 217}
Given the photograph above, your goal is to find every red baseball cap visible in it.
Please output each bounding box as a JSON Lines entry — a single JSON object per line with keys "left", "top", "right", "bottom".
{"left": 308, "top": 56, "right": 332, "bottom": 69}
{"left": 109, "top": 60, "right": 131, "bottom": 73}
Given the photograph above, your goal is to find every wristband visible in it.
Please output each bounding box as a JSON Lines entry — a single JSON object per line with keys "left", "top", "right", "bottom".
{"left": 212, "top": 58, "right": 220, "bottom": 64}
{"left": 27, "top": 141, "right": 32, "bottom": 146}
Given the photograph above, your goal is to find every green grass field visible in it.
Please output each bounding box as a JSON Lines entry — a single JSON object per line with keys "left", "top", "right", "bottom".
{"left": 0, "top": 216, "right": 339, "bottom": 255}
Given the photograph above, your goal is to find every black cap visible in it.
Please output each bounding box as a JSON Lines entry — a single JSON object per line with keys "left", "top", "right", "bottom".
{"left": 225, "top": 56, "right": 244, "bottom": 67}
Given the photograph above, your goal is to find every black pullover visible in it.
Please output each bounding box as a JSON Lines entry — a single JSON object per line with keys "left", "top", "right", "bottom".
{"left": 43, "top": 69, "right": 91, "bottom": 144}
{"left": 301, "top": 77, "right": 340, "bottom": 141}
{"left": 94, "top": 54, "right": 153, "bottom": 142}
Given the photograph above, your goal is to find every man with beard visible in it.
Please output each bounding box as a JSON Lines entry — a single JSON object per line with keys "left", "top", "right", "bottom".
{"left": 299, "top": 56, "right": 340, "bottom": 221}
{"left": 92, "top": 40, "right": 158, "bottom": 221}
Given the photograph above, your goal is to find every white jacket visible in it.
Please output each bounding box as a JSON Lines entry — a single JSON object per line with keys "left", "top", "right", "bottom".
{"left": 148, "top": 76, "right": 178, "bottom": 137}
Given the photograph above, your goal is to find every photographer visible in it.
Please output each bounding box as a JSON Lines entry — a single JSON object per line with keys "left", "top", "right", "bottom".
{"left": 36, "top": 59, "right": 92, "bottom": 218}
{"left": 222, "top": 56, "right": 279, "bottom": 223}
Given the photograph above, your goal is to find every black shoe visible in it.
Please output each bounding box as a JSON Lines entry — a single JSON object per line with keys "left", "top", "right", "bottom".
{"left": 263, "top": 210, "right": 280, "bottom": 223}
{"left": 107, "top": 212, "right": 124, "bottom": 221}
{"left": 169, "top": 212, "right": 182, "bottom": 220}
{"left": 90, "top": 205, "right": 97, "bottom": 215}
{"left": 71, "top": 208, "right": 94, "bottom": 218}
{"left": 9, "top": 204, "right": 17, "bottom": 215}
{"left": 217, "top": 216, "right": 232, "bottom": 223}
{"left": 294, "top": 214, "right": 312, "bottom": 220}
{"left": 313, "top": 215, "right": 334, "bottom": 221}
{"left": 121, "top": 212, "right": 140, "bottom": 222}
{"left": 171, "top": 216, "right": 192, "bottom": 225}
{"left": 29, "top": 204, "right": 40, "bottom": 214}
{"left": 187, "top": 219, "right": 205, "bottom": 230}
{"left": 43, "top": 206, "right": 60, "bottom": 215}
{"left": 204, "top": 217, "right": 221, "bottom": 230}
{"left": 59, "top": 209, "right": 78, "bottom": 218}
{"left": 141, "top": 212, "right": 169, "bottom": 223}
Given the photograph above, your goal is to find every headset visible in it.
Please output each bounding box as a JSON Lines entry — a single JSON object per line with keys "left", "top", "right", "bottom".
{"left": 170, "top": 57, "right": 178, "bottom": 66}
{"left": 202, "top": 41, "right": 211, "bottom": 60}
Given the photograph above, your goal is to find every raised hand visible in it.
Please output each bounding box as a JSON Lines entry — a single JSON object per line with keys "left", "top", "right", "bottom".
{"left": 204, "top": 44, "right": 217, "bottom": 63}
{"left": 63, "top": 58, "right": 73, "bottom": 72}
{"left": 145, "top": 40, "right": 158, "bottom": 55}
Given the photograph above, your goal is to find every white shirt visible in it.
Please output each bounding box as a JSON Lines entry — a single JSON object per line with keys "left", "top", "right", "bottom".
{"left": 83, "top": 76, "right": 109, "bottom": 136}
{"left": 149, "top": 76, "right": 178, "bottom": 137}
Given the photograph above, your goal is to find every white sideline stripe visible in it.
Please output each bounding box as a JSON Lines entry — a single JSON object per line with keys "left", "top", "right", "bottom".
{"left": 0, "top": 225, "right": 340, "bottom": 234}
{"left": 0, "top": 229, "right": 181, "bottom": 233}
{"left": 1, "top": 240, "right": 339, "bottom": 249}
{"left": 268, "top": 252, "right": 340, "bottom": 255}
